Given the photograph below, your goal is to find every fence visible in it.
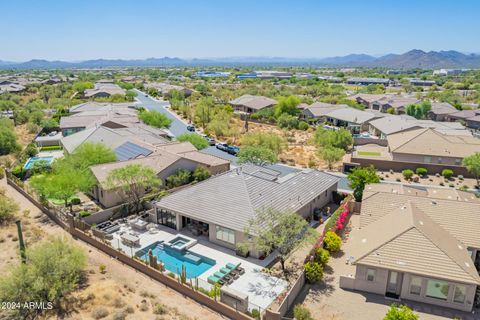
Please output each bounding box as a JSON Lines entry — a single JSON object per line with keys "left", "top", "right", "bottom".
{"left": 5, "top": 172, "right": 253, "bottom": 320}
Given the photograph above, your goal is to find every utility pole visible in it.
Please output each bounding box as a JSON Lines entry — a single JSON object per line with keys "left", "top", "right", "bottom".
{"left": 16, "top": 220, "right": 26, "bottom": 264}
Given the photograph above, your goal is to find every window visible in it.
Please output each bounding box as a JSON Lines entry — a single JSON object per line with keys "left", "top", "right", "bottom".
{"left": 437, "top": 157, "right": 443, "bottom": 164}
{"left": 424, "top": 156, "right": 432, "bottom": 163}
{"left": 409, "top": 276, "right": 422, "bottom": 295}
{"left": 426, "top": 279, "right": 450, "bottom": 300}
{"left": 453, "top": 285, "right": 467, "bottom": 303}
{"left": 455, "top": 159, "right": 461, "bottom": 165}
{"left": 216, "top": 226, "right": 235, "bottom": 244}
{"left": 157, "top": 209, "right": 177, "bottom": 230}
{"left": 366, "top": 268, "right": 375, "bottom": 282}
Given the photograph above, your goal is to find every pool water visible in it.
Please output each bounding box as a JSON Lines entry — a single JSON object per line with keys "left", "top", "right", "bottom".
{"left": 23, "top": 156, "right": 54, "bottom": 170}
{"left": 136, "top": 241, "right": 215, "bottom": 278}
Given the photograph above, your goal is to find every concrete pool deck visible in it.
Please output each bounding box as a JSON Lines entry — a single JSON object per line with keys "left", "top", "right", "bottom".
{"left": 108, "top": 223, "right": 288, "bottom": 311}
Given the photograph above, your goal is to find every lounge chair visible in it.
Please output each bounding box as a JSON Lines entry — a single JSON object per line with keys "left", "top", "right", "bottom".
{"left": 214, "top": 271, "right": 233, "bottom": 284}
{"left": 208, "top": 275, "right": 224, "bottom": 285}
{"left": 226, "top": 262, "right": 245, "bottom": 275}
{"left": 220, "top": 267, "right": 239, "bottom": 279}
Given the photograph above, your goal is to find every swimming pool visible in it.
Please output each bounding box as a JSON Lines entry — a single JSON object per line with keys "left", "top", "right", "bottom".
{"left": 23, "top": 156, "right": 55, "bottom": 170}
{"left": 136, "top": 241, "right": 215, "bottom": 278}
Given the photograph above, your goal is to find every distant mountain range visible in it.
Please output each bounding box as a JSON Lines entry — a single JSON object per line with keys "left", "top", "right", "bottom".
{"left": 1, "top": 50, "right": 480, "bottom": 69}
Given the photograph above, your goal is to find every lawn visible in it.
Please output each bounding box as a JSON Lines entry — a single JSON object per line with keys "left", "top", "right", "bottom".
{"left": 357, "top": 151, "right": 382, "bottom": 156}
{"left": 49, "top": 195, "right": 77, "bottom": 205}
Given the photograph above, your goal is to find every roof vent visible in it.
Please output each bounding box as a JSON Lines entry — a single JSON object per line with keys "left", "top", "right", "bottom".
{"left": 465, "top": 262, "right": 470, "bottom": 268}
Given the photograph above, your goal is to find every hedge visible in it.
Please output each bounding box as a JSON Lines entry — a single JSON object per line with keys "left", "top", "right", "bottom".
{"left": 40, "top": 146, "right": 63, "bottom": 151}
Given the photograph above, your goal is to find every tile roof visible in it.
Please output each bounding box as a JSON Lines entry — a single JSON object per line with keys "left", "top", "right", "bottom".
{"left": 429, "top": 102, "right": 458, "bottom": 115}
{"left": 155, "top": 165, "right": 340, "bottom": 232}
{"left": 325, "top": 107, "right": 381, "bottom": 124}
{"left": 351, "top": 202, "right": 480, "bottom": 284}
{"left": 229, "top": 95, "right": 277, "bottom": 111}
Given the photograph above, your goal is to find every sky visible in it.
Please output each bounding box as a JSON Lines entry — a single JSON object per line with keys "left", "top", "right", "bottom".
{"left": 1, "top": 0, "right": 480, "bottom": 61}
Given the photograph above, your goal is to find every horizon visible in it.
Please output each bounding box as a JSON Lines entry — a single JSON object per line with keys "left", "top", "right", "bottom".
{"left": 2, "top": 0, "right": 480, "bottom": 61}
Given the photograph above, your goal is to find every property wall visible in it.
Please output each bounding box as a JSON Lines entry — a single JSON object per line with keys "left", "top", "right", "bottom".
{"left": 349, "top": 157, "right": 472, "bottom": 177}
{"left": 392, "top": 152, "right": 463, "bottom": 167}
{"left": 354, "top": 137, "right": 388, "bottom": 147}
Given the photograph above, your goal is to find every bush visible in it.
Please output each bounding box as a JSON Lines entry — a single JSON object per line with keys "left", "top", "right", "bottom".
{"left": 70, "top": 197, "right": 81, "bottom": 205}
{"left": 138, "top": 110, "right": 172, "bottom": 128}
{"left": 402, "top": 169, "right": 414, "bottom": 180}
{"left": 442, "top": 169, "right": 454, "bottom": 179}
{"left": 99, "top": 264, "right": 106, "bottom": 274}
{"left": 153, "top": 303, "right": 168, "bottom": 315}
{"left": 251, "top": 308, "right": 261, "bottom": 319}
{"left": 40, "top": 145, "right": 62, "bottom": 151}
{"left": 293, "top": 304, "right": 314, "bottom": 320}
{"left": 324, "top": 231, "right": 342, "bottom": 253}
{"left": 79, "top": 211, "right": 91, "bottom": 217}
{"left": 111, "top": 310, "right": 127, "bottom": 320}
{"left": 166, "top": 169, "right": 192, "bottom": 188}
{"left": 176, "top": 133, "right": 208, "bottom": 150}
{"left": 304, "top": 261, "right": 323, "bottom": 283}
{"left": 192, "top": 166, "right": 211, "bottom": 182}
{"left": 415, "top": 168, "right": 427, "bottom": 176}
{"left": 0, "top": 167, "right": 4, "bottom": 179}
{"left": 298, "top": 121, "right": 309, "bottom": 130}
{"left": 277, "top": 113, "right": 299, "bottom": 129}
{"left": 313, "top": 247, "right": 330, "bottom": 267}
{"left": 91, "top": 307, "right": 109, "bottom": 319}
{"left": 384, "top": 304, "right": 418, "bottom": 320}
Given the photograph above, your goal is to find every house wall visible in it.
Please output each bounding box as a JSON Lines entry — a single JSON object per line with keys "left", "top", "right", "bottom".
{"left": 347, "top": 265, "right": 478, "bottom": 312}
{"left": 391, "top": 152, "right": 463, "bottom": 166}
{"left": 466, "top": 119, "right": 480, "bottom": 130}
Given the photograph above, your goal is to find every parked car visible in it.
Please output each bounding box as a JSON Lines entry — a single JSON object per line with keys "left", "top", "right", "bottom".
{"left": 226, "top": 146, "right": 240, "bottom": 156}
{"left": 216, "top": 143, "right": 229, "bottom": 152}
{"left": 203, "top": 136, "right": 216, "bottom": 146}
{"left": 187, "top": 125, "right": 195, "bottom": 132}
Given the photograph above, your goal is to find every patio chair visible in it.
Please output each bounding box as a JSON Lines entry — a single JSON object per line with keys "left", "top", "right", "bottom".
{"left": 207, "top": 275, "right": 225, "bottom": 286}
{"left": 214, "top": 271, "right": 234, "bottom": 284}
{"left": 220, "top": 267, "right": 239, "bottom": 279}
{"left": 226, "top": 262, "right": 245, "bottom": 275}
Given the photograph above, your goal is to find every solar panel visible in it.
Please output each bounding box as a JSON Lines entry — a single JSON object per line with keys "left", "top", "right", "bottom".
{"left": 115, "top": 142, "right": 153, "bottom": 161}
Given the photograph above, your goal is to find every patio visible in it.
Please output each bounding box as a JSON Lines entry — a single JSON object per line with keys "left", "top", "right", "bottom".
{"left": 107, "top": 220, "right": 288, "bottom": 312}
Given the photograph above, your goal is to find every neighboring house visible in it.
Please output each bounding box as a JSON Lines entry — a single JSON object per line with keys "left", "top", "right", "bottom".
{"left": 60, "top": 125, "right": 169, "bottom": 154}
{"left": 351, "top": 128, "right": 480, "bottom": 177}
{"left": 346, "top": 77, "right": 392, "bottom": 86}
{"left": 84, "top": 81, "right": 125, "bottom": 98}
{"left": 153, "top": 165, "right": 340, "bottom": 257}
{"left": 428, "top": 102, "right": 458, "bottom": 121}
{"left": 351, "top": 94, "right": 420, "bottom": 114}
{"left": 324, "top": 107, "right": 383, "bottom": 133}
{"left": 229, "top": 94, "right": 277, "bottom": 114}
{"left": 144, "top": 82, "right": 192, "bottom": 97}
{"left": 340, "top": 184, "right": 480, "bottom": 312}
{"left": 368, "top": 115, "right": 468, "bottom": 139}
{"left": 59, "top": 107, "right": 139, "bottom": 136}
{"left": 254, "top": 71, "right": 293, "bottom": 79}
{"left": 300, "top": 102, "right": 347, "bottom": 122}
{"left": 409, "top": 78, "right": 436, "bottom": 86}
{"left": 90, "top": 142, "right": 230, "bottom": 208}
{"left": 447, "top": 110, "right": 480, "bottom": 130}
{"left": 68, "top": 102, "right": 136, "bottom": 114}
{"left": 0, "top": 83, "right": 25, "bottom": 94}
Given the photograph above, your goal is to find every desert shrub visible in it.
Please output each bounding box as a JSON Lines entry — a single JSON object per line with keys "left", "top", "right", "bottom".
{"left": 70, "top": 197, "right": 81, "bottom": 205}
{"left": 415, "top": 168, "right": 427, "bottom": 176}
{"left": 402, "top": 169, "right": 414, "bottom": 180}
{"left": 139, "top": 301, "right": 149, "bottom": 312}
{"left": 111, "top": 310, "right": 127, "bottom": 320}
{"left": 304, "top": 261, "right": 323, "bottom": 283}
{"left": 298, "top": 121, "right": 309, "bottom": 130}
{"left": 99, "top": 264, "right": 106, "bottom": 274}
{"left": 124, "top": 305, "right": 135, "bottom": 314}
{"left": 313, "top": 247, "right": 330, "bottom": 267}
{"left": 79, "top": 211, "right": 91, "bottom": 217}
{"left": 153, "top": 303, "right": 168, "bottom": 315}
{"left": 277, "top": 113, "right": 299, "bottom": 129}
{"left": 251, "top": 309, "right": 261, "bottom": 319}
{"left": 91, "top": 307, "right": 109, "bottom": 319}
{"left": 293, "top": 304, "right": 314, "bottom": 320}
{"left": 442, "top": 169, "right": 454, "bottom": 179}
{"left": 112, "top": 297, "right": 125, "bottom": 308}
{"left": 324, "top": 231, "right": 342, "bottom": 253}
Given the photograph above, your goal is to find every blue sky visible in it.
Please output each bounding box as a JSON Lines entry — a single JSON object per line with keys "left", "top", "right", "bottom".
{"left": 1, "top": 0, "right": 480, "bottom": 61}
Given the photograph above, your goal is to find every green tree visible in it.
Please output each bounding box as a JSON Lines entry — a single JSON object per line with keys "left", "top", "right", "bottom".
{"left": 463, "top": 152, "right": 480, "bottom": 185}
{"left": 0, "top": 188, "right": 19, "bottom": 225}
{"left": 192, "top": 166, "right": 211, "bottom": 182}
{"left": 348, "top": 166, "right": 380, "bottom": 202}
{"left": 30, "top": 170, "right": 80, "bottom": 208}
{"left": 274, "top": 95, "right": 301, "bottom": 118}
{"left": 318, "top": 146, "right": 345, "bottom": 170}
{"left": 0, "top": 237, "right": 87, "bottom": 320}
{"left": 313, "top": 127, "right": 352, "bottom": 151}
{"left": 138, "top": 110, "right": 172, "bottom": 128}
{"left": 72, "top": 81, "right": 94, "bottom": 94}
{"left": 195, "top": 97, "right": 215, "bottom": 128}
{"left": 245, "top": 208, "right": 318, "bottom": 273}
{"left": 125, "top": 90, "right": 137, "bottom": 101}
{"left": 240, "top": 132, "right": 287, "bottom": 156}
{"left": 237, "top": 146, "right": 277, "bottom": 166}
{"left": 176, "top": 133, "right": 208, "bottom": 150}
{"left": 384, "top": 304, "right": 418, "bottom": 320}
{"left": 105, "top": 164, "right": 160, "bottom": 212}
{"left": 0, "top": 126, "right": 20, "bottom": 155}
{"left": 406, "top": 101, "right": 431, "bottom": 119}
{"left": 166, "top": 169, "right": 192, "bottom": 188}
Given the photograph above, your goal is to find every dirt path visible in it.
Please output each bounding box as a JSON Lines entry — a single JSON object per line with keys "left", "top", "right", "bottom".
{"left": 0, "top": 177, "right": 225, "bottom": 320}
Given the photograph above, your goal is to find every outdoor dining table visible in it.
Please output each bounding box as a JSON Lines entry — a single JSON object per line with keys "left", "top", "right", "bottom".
{"left": 121, "top": 233, "right": 140, "bottom": 247}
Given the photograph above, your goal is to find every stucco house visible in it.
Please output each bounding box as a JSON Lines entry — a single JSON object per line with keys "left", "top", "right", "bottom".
{"left": 84, "top": 81, "right": 126, "bottom": 98}
{"left": 340, "top": 184, "right": 480, "bottom": 312}
{"left": 229, "top": 95, "right": 277, "bottom": 114}
{"left": 152, "top": 165, "right": 340, "bottom": 257}
{"left": 90, "top": 142, "right": 230, "bottom": 208}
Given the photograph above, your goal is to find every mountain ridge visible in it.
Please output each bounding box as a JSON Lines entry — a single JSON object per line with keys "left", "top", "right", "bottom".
{"left": 1, "top": 50, "right": 479, "bottom": 69}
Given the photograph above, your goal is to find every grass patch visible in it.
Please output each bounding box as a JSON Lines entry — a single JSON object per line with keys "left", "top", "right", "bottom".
{"left": 357, "top": 151, "right": 382, "bottom": 156}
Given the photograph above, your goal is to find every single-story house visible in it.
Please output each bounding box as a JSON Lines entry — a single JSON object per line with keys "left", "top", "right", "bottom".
{"left": 229, "top": 95, "right": 277, "bottom": 114}
{"left": 409, "top": 78, "right": 436, "bottom": 86}
{"left": 300, "top": 102, "right": 347, "bottom": 122}
{"left": 68, "top": 102, "right": 136, "bottom": 114}
{"left": 144, "top": 82, "right": 192, "bottom": 98}
{"left": 153, "top": 165, "right": 340, "bottom": 257}
{"left": 340, "top": 185, "right": 480, "bottom": 312}
{"left": 84, "top": 81, "right": 126, "bottom": 98}
{"left": 351, "top": 94, "right": 420, "bottom": 114}
{"left": 351, "top": 128, "right": 480, "bottom": 176}
{"left": 324, "top": 108, "right": 383, "bottom": 132}
{"left": 346, "top": 78, "right": 392, "bottom": 86}
{"left": 447, "top": 110, "right": 480, "bottom": 130}
{"left": 90, "top": 142, "right": 230, "bottom": 208}
{"left": 427, "top": 102, "right": 458, "bottom": 121}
